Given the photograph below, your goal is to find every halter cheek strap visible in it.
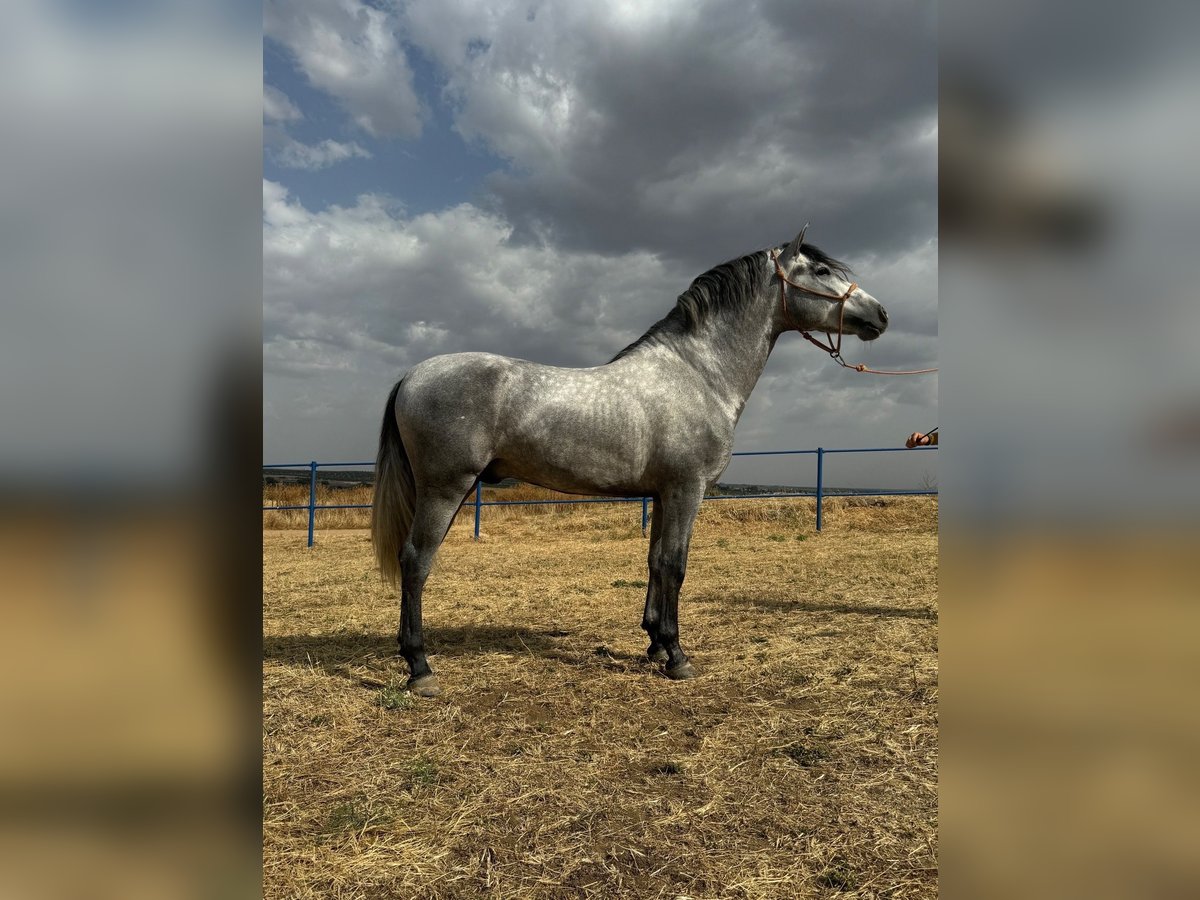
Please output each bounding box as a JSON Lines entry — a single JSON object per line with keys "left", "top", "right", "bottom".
{"left": 770, "top": 249, "right": 938, "bottom": 377}
{"left": 771, "top": 248, "right": 857, "bottom": 360}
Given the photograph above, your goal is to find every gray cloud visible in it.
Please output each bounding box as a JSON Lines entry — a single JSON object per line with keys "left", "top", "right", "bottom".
{"left": 406, "top": 0, "right": 936, "bottom": 267}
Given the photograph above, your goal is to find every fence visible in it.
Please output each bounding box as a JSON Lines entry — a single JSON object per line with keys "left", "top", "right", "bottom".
{"left": 264, "top": 445, "right": 937, "bottom": 547}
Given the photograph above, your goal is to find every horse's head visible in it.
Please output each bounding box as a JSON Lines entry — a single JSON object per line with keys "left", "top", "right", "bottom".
{"left": 773, "top": 227, "right": 888, "bottom": 342}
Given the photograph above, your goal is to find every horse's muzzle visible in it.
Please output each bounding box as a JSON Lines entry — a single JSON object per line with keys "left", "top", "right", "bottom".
{"left": 846, "top": 309, "right": 887, "bottom": 341}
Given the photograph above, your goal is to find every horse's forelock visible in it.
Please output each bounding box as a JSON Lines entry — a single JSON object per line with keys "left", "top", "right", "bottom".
{"left": 791, "top": 242, "right": 854, "bottom": 280}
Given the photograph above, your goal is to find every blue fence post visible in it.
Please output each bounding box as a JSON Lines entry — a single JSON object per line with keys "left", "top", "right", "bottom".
{"left": 474, "top": 481, "right": 482, "bottom": 540}
{"left": 815, "top": 447, "right": 824, "bottom": 532}
{"left": 307, "top": 460, "right": 318, "bottom": 548}
{"left": 641, "top": 496, "right": 650, "bottom": 535}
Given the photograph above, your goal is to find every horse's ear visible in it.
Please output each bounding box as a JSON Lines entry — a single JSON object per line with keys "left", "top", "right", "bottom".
{"left": 784, "top": 223, "right": 809, "bottom": 260}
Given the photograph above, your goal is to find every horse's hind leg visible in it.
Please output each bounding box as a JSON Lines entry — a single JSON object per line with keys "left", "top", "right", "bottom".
{"left": 399, "top": 477, "right": 476, "bottom": 697}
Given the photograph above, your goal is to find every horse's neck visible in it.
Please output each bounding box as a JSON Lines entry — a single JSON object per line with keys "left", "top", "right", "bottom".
{"left": 676, "top": 290, "right": 780, "bottom": 422}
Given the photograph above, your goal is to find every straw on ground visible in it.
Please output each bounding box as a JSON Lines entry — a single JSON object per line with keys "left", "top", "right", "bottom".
{"left": 264, "top": 496, "right": 937, "bottom": 899}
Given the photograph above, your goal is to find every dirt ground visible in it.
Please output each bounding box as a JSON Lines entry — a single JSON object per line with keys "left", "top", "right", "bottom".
{"left": 263, "top": 497, "right": 937, "bottom": 899}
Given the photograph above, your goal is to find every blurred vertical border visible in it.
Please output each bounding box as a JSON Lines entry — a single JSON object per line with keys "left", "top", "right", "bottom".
{"left": 0, "top": 1, "right": 262, "bottom": 896}
{"left": 942, "top": 0, "right": 1200, "bottom": 896}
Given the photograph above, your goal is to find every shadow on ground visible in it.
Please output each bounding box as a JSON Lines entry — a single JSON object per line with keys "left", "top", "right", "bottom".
{"left": 695, "top": 592, "right": 937, "bottom": 620}
{"left": 263, "top": 625, "right": 657, "bottom": 681}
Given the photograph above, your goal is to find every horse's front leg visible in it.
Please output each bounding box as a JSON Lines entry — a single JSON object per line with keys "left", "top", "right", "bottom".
{"left": 641, "top": 499, "right": 668, "bottom": 663}
{"left": 651, "top": 484, "right": 704, "bottom": 679}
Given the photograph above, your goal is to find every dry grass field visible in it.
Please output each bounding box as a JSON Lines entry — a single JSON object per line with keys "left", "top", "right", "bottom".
{"left": 264, "top": 495, "right": 938, "bottom": 899}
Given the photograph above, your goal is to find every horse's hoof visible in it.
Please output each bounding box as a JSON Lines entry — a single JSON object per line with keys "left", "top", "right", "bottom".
{"left": 408, "top": 674, "right": 443, "bottom": 698}
{"left": 647, "top": 645, "right": 669, "bottom": 664}
{"left": 665, "top": 661, "right": 697, "bottom": 680}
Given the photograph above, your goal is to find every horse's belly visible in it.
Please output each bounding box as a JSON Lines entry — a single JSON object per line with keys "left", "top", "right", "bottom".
{"left": 493, "top": 461, "right": 642, "bottom": 497}
{"left": 493, "top": 412, "right": 650, "bottom": 497}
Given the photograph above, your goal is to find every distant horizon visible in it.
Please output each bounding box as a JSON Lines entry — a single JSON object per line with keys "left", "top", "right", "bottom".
{"left": 262, "top": 468, "right": 936, "bottom": 496}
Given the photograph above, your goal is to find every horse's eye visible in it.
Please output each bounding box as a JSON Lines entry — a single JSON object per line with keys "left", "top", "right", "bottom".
{"left": 814, "top": 265, "right": 830, "bottom": 278}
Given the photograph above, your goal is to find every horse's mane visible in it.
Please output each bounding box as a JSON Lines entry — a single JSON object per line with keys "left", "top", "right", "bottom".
{"left": 610, "top": 243, "right": 851, "bottom": 361}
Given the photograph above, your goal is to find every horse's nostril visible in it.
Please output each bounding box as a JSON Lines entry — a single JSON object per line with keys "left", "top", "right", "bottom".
{"left": 879, "top": 307, "right": 889, "bottom": 326}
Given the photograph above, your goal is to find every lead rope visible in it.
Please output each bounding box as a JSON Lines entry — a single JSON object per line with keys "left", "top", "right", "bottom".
{"left": 771, "top": 250, "right": 938, "bottom": 376}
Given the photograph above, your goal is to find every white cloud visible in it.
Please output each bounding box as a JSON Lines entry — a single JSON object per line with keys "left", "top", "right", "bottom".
{"left": 262, "top": 180, "right": 681, "bottom": 379}
{"left": 264, "top": 0, "right": 422, "bottom": 138}
{"left": 263, "top": 84, "right": 302, "bottom": 122}
{"left": 271, "top": 136, "right": 371, "bottom": 170}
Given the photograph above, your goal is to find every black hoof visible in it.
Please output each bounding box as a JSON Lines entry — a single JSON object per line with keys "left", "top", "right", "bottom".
{"left": 647, "top": 645, "right": 669, "bottom": 664}
{"left": 408, "top": 674, "right": 443, "bottom": 697}
{"left": 665, "top": 661, "right": 697, "bottom": 680}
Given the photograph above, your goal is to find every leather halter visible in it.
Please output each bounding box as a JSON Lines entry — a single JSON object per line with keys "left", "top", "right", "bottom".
{"left": 770, "top": 248, "right": 857, "bottom": 362}
{"left": 769, "top": 248, "right": 938, "bottom": 376}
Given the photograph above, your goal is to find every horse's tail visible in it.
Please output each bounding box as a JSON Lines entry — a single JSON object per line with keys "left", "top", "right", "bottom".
{"left": 371, "top": 378, "right": 415, "bottom": 589}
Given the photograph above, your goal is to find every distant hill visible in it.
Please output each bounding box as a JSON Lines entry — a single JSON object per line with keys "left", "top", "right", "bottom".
{"left": 263, "top": 468, "right": 374, "bottom": 489}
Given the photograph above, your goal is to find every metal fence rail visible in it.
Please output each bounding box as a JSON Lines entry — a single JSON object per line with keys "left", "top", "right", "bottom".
{"left": 264, "top": 446, "right": 938, "bottom": 546}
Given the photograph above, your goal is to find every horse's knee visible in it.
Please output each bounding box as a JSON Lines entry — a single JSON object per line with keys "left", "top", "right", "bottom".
{"left": 659, "top": 554, "right": 686, "bottom": 589}
{"left": 647, "top": 543, "right": 663, "bottom": 569}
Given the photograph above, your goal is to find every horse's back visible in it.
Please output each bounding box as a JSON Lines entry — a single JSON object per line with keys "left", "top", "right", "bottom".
{"left": 402, "top": 351, "right": 513, "bottom": 391}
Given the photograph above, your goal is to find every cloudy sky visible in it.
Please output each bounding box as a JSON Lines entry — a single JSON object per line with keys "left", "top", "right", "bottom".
{"left": 263, "top": 0, "right": 938, "bottom": 489}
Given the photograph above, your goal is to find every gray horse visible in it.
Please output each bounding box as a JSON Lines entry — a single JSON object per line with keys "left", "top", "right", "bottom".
{"left": 372, "top": 228, "right": 889, "bottom": 696}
